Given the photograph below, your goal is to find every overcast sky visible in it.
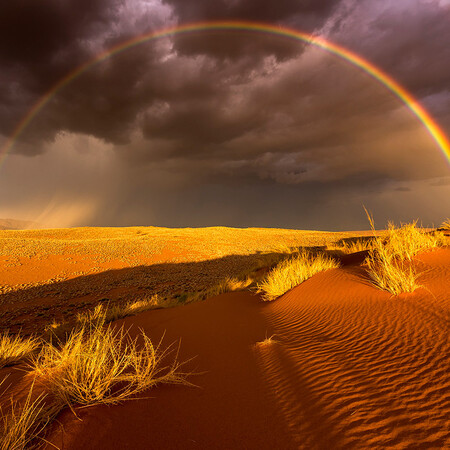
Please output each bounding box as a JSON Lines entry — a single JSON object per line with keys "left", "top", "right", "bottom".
{"left": 0, "top": 0, "right": 449, "bottom": 230}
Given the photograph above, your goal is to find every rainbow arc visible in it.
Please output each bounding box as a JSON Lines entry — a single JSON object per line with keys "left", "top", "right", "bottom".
{"left": 1, "top": 21, "right": 448, "bottom": 165}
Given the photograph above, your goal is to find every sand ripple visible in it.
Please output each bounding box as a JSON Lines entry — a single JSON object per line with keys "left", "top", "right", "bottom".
{"left": 257, "top": 250, "right": 450, "bottom": 449}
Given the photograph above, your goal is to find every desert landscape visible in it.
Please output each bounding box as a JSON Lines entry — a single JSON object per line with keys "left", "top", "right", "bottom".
{"left": 1, "top": 1, "right": 450, "bottom": 448}
{"left": 1, "top": 220, "right": 449, "bottom": 449}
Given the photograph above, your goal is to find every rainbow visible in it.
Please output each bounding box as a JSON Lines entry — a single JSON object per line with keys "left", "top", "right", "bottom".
{"left": 1, "top": 21, "right": 449, "bottom": 165}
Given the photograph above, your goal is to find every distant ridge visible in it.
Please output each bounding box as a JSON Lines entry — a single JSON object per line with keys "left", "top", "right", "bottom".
{"left": 0, "top": 218, "right": 40, "bottom": 230}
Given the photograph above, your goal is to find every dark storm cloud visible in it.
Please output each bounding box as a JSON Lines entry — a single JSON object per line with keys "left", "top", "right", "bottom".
{"left": 0, "top": 0, "right": 172, "bottom": 142}
{"left": 0, "top": 0, "right": 116, "bottom": 132}
{"left": 0, "top": 0, "right": 449, "bottom": 229}
{"left": 329, "top": 0, "right": 450, "bottom": 100}
{"left": 165, "top": 0, "right": 342, "bottom": 61}
{"left": 0, "top": 0, "right": 117, "bottom": 65}
{"left": 163, "top": 0, "right": 339, "bottom": 26}
{"left": 0, "top": 0, "right": 344, "bottom": 148}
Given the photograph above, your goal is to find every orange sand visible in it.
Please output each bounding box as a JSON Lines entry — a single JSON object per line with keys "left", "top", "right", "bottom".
{"left": 40, "top": 248, "right": 450, "bottom": 449}
{"left": 0, "top": 227, "right": 372, "bottom": 335}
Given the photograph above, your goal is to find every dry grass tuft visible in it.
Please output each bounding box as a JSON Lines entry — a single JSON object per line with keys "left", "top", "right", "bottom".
{"left": 76, "top": 304, "right": 106, "bottom": 325}
{"left": 75, "top": 295, "right": 164, "bottom": 326}
{"left": 174, "top": 274, "right": 258, "bottom": 304}
{"left": 0, "top": 334, "right": 40, "bottom": 369}
{"left": 440, "top": 219, "right": 450, "bottom": 231}
{"left": 328, "top": 238, "right": 376, "bottom": 254}
{"left": 106, "top": 295, "right": 164, "bottom": 321}
{"left": 381, "top": 221, "right": 446, "bottom": 260}
{"left": 255, "top": 334, "right": 279, "bottom": 347}
{"left": 257, "top": 251, "right": 340, "bottom": 301}
{"left": 212, "top": 276, "right": 255, "bottom": 295}
{"left": 43, "top": 296, "right": 167, "bottom": 344}
{"left": 43, "top": 320, "right": 80, "bottom": 344}
{"left": 366, "top": 248, "right": 420, "bottom": 295}
{"left": 31, "top": 321, "right": 189, "bottom": 407}
{"left": 365, "top": 214, "right": 447, "bottom": 295}
{"left": 0, "top": 386, "right": 62, "bottom": 450}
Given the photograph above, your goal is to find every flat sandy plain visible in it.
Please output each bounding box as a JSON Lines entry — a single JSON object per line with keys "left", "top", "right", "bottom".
{"left": 1, "top": 226, "right": 449, "bottom": 449}
{"left": 0, "top": 226, "right": 372, "bottom": 335}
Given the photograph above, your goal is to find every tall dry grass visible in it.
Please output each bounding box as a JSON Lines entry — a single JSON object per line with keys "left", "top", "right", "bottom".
{"left": 32, "top": 321, "right": 189, "bottom": 408}
{"left": 0, "top": 384, "right": 62, "bottom": 450}
{"left": 365, "top": 215, "right": 447, "bottom": 295}
{"left": 366, "top": 245, "right": 420, "bottom": 295}
{"left": 381, "top": 221, "right": 446, "bottom": 260}
{"left": 2, "top": 300, "right": 191, "bottom": 447}
{"left": 0, "top": 334, "right": 40, "bottom": 369}
{"left": 440, "top": 219, "right": 450, "bottom": 231}
{"left": 328, "top": 238, "right": 376, "bottom": 254}
{"left": 257, "top": 251, "right": 340, "bottom": 301}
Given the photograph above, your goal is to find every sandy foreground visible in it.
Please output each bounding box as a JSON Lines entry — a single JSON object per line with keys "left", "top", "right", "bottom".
{"left": 0, "top": 227, "right": 449, "bottom": 448}
{"left": 38, "top": 248, "right": 449, "bottom": 449}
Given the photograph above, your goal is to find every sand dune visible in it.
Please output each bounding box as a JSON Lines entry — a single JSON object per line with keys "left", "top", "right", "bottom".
{"left": 42, "top": 248, "right": 450, "bottom": 449}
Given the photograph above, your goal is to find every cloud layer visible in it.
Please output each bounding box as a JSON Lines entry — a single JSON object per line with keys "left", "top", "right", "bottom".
{"left": 0, "top": 0, "right": 448, "bottom": 228}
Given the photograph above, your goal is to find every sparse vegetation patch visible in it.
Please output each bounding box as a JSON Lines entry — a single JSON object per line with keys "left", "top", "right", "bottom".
{"left": 0, "top": 334, "right": 40, "bottom": 369}
{"left": 365, "top": 216, "right": 447, "bottom": 295}
{"left": 32, "top": 321, "right": 189, "bottom": 407}
{"left": 0, "top": 385, "right": 62, "bottom": 450}
{"left": 257, "top": 251, "right": 340, "bottom": 301}
{"left": 328, "top": 238, "right": 376, "bottom": 254}
{"left": 440, "top": 219, "right": 450, "bottom": 231}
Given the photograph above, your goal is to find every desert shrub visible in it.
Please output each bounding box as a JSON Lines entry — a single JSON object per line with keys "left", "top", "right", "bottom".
{"left": 365, "top": 217, "right": 446, "bottom": 295}
{"left": 0, "top": 334, "right": 40, "bottom": 369}
{"left": 31, "top": 321, "right": 189, "bottom": 407}
{"left": 257, "top": 251, "right": 340, "bottom": 301}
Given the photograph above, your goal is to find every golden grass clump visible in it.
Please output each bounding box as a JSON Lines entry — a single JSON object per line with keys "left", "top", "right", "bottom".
{"left": 43, "top": 320, "right": 75, "bottom": 343}
{"left": 328, "top": 238, "right": 376, "bottom": 254}
{"left": 0, "top": 388, "right": 62, "bottom": 450}
{"left": 32, "top": 322, "right": 189, "bottom": 407}
{"left": 0, "top": 334, "right": 40, "bottom": 369}
{"left": 76, "top": 296, "right": 163, "bottom": 326}
{"left": 257, "top": 251, "right": 340, "bottom": 301}
{"left": 366, "top": 245, "right": 420, "bottom": 295}
{"left": 174, "top": 274, "right": 257, "bottom": 304}
{"left": 382, "top": 221, "right": 446, "bottom": 260}
{"left": 76, "top": 304, "right": 107, "bottom": 325}
{"left": 440, "top": 219, "right": 450, "bottom": 231}
{"left": 106, "top": 295, "right": 164, "bottom": 321}
{"left": 211, "top": 276, "right": 255, "bottom": 296}
{"left": 255, "top": 334, "right": 279, "bottom": 348}
{"left": 365, "top": 217, "right": 447, "bottom": 295}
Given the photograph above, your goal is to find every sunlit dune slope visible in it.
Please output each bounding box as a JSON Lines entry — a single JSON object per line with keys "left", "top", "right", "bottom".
{"left": 42, "top": 248, "right": 450, "bottom": 449}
